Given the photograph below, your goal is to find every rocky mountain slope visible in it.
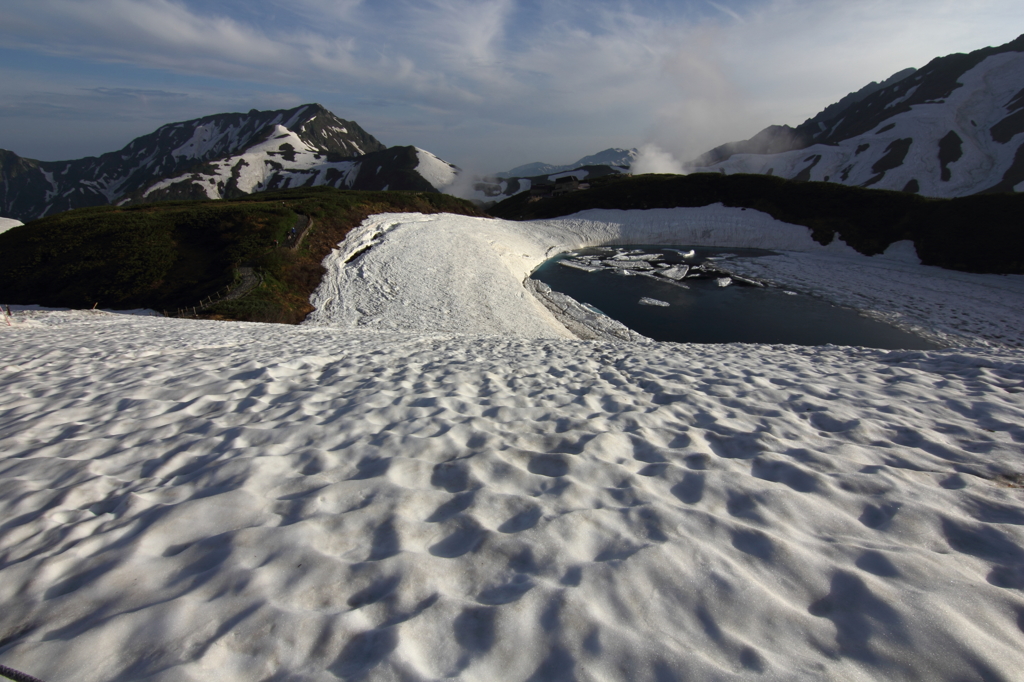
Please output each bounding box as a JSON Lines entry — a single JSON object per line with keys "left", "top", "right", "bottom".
{"left": 689, "top": 34, "right": 1024, "bottom": 196}
{"left": 0, "top": 104, "right": 460, "bottom": 222}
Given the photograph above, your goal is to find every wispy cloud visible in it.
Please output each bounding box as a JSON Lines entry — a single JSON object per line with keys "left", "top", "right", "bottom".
{"left": 83, "top": 87, "right": 189, "bottom": 100}
{"left": 707, "top": 1, "right": 744, "bottom": 23}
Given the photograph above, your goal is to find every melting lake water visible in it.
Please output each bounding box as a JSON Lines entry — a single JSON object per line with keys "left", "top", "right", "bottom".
{"left": 531, "top": 245, "right": 941, "bottom": 349}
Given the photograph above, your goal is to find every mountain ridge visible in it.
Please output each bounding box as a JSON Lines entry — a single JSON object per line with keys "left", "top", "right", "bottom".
{"left": 0, "top": 104, "right": 459, "bottom": 222}
{"left": 495, "top": 148, "right": 637, "bottom": 178}
{"left": 688, "top": 34, "right": 1024, "bottom": 197}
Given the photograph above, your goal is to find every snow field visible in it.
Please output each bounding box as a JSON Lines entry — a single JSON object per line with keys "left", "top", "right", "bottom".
{"left": 2, "top": 207, "right": 1024, "bottom": 681}
{"left": 2, "top": 313, "right": 1024, "bottom": 681}
{"left": 307, "top": 207, "right": 1024, "bottom": 347}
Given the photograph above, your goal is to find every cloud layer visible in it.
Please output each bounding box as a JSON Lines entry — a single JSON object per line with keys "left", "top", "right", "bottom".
{"left": 1, "top": 0, "right": 1022, "bottom": 170}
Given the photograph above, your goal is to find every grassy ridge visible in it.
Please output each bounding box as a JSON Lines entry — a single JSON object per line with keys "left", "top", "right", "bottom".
{"left": 490, "top": 173, "right": 1024, "bottom": 274}
{"left": 0, "top": 187, "right": 484, "bottom": 323}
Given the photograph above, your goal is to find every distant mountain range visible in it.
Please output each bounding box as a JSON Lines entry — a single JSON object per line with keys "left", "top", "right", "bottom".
{"left": 688, "top": 34, "right": 1024, "bottom": 196}
{"left": 461, "top": 148, "right": 638, "bottom": 206}
{"left": 494, "top": 148, "right": 637, "bottom": 178}
{"left": 0, "top": 104, "right": 460, "bottom": 222}
{"left": 4, "top": 34, "right": 1021, "bottom": 224}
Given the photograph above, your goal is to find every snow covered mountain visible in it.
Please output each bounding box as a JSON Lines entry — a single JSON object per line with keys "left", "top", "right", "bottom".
{"left": 464, "top": 148, "right": 637, "bottom": 205}
{"left": 0, "top": 104, "right": 460, "bottom": 222}
{"left": 495, "top": 148, "right": 637, "bottom": 178}
{"left": 690, "top": 35, "right": 1024, "bottom": 197}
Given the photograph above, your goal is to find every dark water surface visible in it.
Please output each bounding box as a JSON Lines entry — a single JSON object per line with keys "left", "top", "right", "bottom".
{"left": 532, "top": 245, "right": 941, "bottom": 349}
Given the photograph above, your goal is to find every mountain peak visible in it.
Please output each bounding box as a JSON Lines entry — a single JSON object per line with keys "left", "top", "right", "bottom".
{"left": 688, "top": 34, "right": 1024, "bottom": 197}
{"left": 0, "top": 105, "right": 441, "bottom": 221}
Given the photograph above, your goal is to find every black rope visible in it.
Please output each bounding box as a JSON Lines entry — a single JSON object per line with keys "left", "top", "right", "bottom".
{"left": 0, "top": 664, "right": 46, "bottom": 682}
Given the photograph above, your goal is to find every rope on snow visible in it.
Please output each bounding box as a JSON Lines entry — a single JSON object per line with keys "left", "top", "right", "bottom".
{"left": 0, "top": 664, "right": 46, "bottom": 682}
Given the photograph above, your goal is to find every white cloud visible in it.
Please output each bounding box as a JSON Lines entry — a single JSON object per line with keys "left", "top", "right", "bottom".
{"left": 631, "top": 144, "right": 686, "bottom": 175}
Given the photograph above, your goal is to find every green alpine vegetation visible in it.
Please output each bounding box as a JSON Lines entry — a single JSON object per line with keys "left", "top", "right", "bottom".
{"left": 0, "top": 187, "right": 484, "bottom": 323}
{"left": 489, "top": 173, "right": 1024, "bottom": 274}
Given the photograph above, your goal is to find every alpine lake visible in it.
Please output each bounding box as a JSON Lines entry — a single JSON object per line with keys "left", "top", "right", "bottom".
{"left": 530, "top": 245, "right": 941, "bottom": 350}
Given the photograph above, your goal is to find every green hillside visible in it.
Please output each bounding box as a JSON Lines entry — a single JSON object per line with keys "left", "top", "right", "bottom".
{"left": 0, "top": 187, "right": 483, "bottom": 323}
{"left": 490, "top": 173, "right": 1024, "bottom": 274}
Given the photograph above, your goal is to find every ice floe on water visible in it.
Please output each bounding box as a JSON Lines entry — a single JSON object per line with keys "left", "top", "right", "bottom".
{"left": 2, "top": 205, "right": 1024, "bottom": 681}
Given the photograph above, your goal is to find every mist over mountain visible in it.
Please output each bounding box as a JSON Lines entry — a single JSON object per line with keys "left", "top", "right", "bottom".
{"left": 688, "top": 35, "right": 1024, "bottom": 197}
{"left": 0, "top": 104, "right": 459, "bottom": 222}
{"left": 485, "top": 32, "right": 1024, "bottom": 208}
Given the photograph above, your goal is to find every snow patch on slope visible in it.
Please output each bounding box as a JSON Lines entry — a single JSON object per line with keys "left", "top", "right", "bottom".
{"left": 172, "top": 123, "right": 229, "bottom": 160}
{"left": 414, "top": 148, "right": 459, "bottom": 190}
{"left": 145, "top": 125, "right": 357, "bottom": 199}
{"left": 0, "top": 216, "right": 24, "bottom": 234}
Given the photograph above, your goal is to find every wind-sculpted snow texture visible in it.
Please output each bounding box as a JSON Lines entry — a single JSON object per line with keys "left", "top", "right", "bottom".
{"left": 695, "top": 45, "right": 1024, "bottom": 197}
{"left": 2, "top": 309, "right": 1024, "bottom": 682}
{"left": 4, "top": 209, "right": 1024, "bottom": 681}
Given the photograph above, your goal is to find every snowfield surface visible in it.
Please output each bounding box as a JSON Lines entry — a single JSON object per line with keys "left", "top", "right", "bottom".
{"left": 3, "top": 209, "right": 1024, "bottom": 682}
{"left": 696, "top": 51, "right": 1024, "bottom": 196}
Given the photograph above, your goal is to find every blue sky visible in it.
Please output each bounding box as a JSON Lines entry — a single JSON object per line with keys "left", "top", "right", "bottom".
{"left": 1, "top": 0, "right": 1022, "bottom": 173}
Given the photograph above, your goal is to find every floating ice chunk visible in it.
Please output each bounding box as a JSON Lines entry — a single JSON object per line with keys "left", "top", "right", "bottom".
{"left": 601, "top": 260, "right": 653, "bottom": 270}
{"left": 658, "top": 265, "right": 690, "bottom": 281}
{"left": 717, "top": 277, "right": 733, "bottom": 287}
{"left": 668, "top": 249, "right": 696, "bottom": 259}
{"left": 783, "top": 291, "right": 797, "bottom": 295}
{"left": 639, "top": 297, "right": 670, "bottom": 306}
{"left": 559, "top": 260, "right": 603, "bottom": 272}
{"left": 731, "top": 274, "right": 764, "bottom": 287}
{"left": 612, "top": 253, "right": 661, "bottom": 261}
